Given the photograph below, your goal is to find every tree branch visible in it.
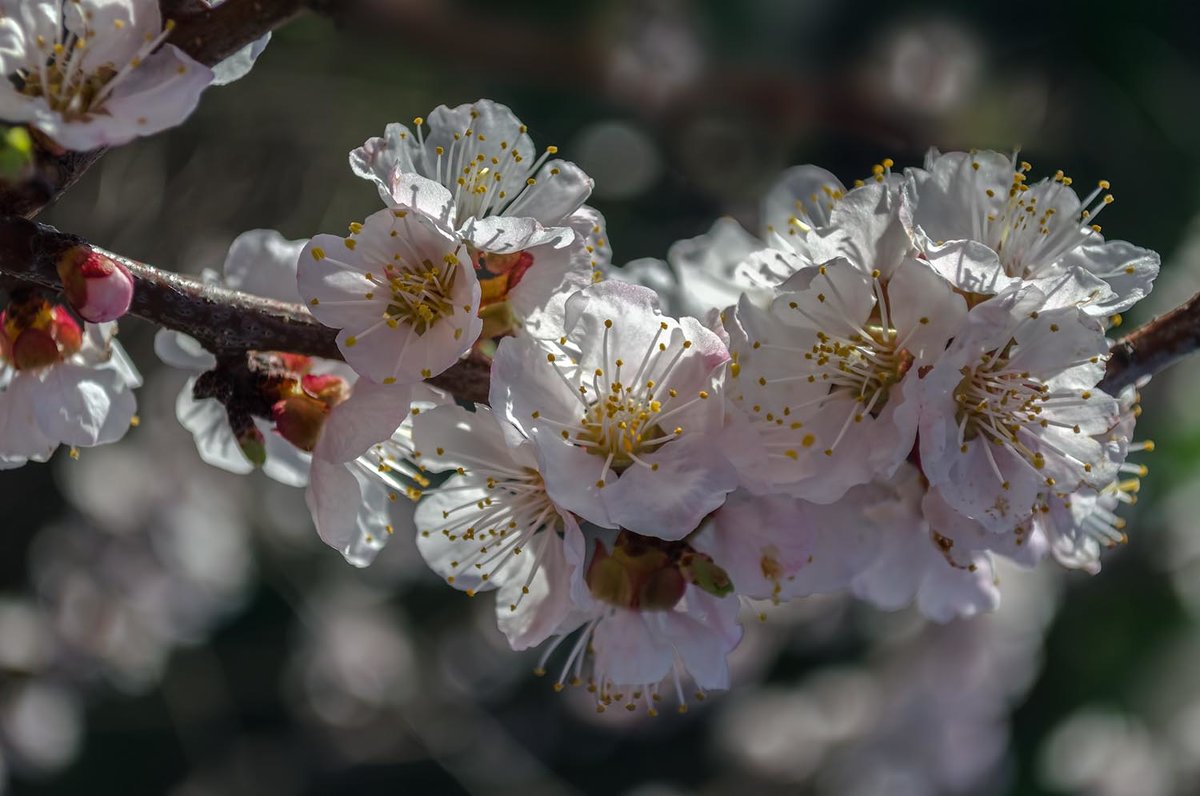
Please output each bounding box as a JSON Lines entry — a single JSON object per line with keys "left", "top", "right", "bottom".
{"left": 0, "top": 212, "right": 1196, "bottom": 405}
{"left": 0, "top": 216, "right": 492, "bottom": 403}
{"left": 164, "top": 0, "right": 307, "bottom": 67}
{"left": 1099, "top": 297, "right": 1200, "bottom": 394}
{"left": 0, "top": 0, "right": 313, "bottom": 220}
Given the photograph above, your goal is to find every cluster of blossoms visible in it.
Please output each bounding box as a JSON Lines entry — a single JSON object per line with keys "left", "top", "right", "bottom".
{"left": 149, "top": 97, "right": 1158, "bottom": 711}
{"left": 0, "top": 16, "right": 1162, "bottom": 710}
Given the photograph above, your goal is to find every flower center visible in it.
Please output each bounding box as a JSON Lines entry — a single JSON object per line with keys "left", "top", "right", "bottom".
{"left": 379, "top": 257, "right": 458, "bottom": 335}
{"left": 983, "top": 161, "right": 1113, "bottom": 278}
{"left": 16, "top": 17, "right": 179, "bottom": 123}
{"left": 542, "top": 318, "right": 709, "bottom": 481}
{"left": 809, "top": 325, "right": 912, "bottom": 412}
{"left": 949, "top": 346, "right": 1096, "bottom": 486}
{"left": 574, "top": 381, "right": 669, "bottom": 470}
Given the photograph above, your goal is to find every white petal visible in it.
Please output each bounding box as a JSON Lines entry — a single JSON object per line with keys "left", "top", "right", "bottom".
{"left": 313, "top": 380, "right": 412, "bottom": 464}
{"left": 411, "top": 403, "right": 534, "bottom": 472}
{"left": 0, "top": 373, "right": 57, "bottom": 467}
{"left": 305, "top": 456, "right": 365, "bottom": 552}
{"left": 496, "top": 515, "right": 581, "bottom": 650}
{"left": 222, "top": 228, "right": 306, "bottom": 303}
{"left": 261, "top": 427, "right": 312, "bottom": 488}
{"left": 604, "top": 435, "right": 739, "bottom": 540}
{"left": 592, "top": 611, "right": 674, "bottom": 688}
{"left": 210, "top": 32, "right": 271, "bottom": 86}
{"left": 349, "top": 122, "right": 422, "bottom": 205}
{"left": 923, "top": 240, "right": 1016, "bottom": 296}
{"left": 47, "top": 45, "right": 213, "bottom": 151}
{"left": 1054, "top": 240, "right": 1159, "bottom": 316}
{"left": 652, "top": 597, "right": 737, "bottom": 690}
{"left": 668, "top": 216, "right": 766, "bottom": 318}
{"left": 34, "top": 362, "right": 132, "bottom": 447}
{"left": 176, "top": 379, "right": 253, "bottom": 475}
{"left": 761, "top": 164, "right": 846, "bottom": 239}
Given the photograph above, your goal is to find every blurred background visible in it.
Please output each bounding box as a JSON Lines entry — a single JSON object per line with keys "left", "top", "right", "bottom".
{"left": 0, "top": 0, "right": 1198, "bottom": 793}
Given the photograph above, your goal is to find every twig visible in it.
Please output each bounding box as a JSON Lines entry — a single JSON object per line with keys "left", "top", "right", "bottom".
{"left": 0, "top": 216, "right": 491, "bottom": 403}
{"left": 1, "top": 211, "right": 1198, "bottom": 404}
{"left": 1099, "top": 296, "right": 1200, "bottom": 394}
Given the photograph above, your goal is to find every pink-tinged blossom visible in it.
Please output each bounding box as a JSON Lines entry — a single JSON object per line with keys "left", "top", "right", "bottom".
{"left": 0, "top": 0, "right": 213, "bottom": 151}
{"left": 722, "top": 254, "right": 965, "bottom": 502}
{"left": 917, "top": 284, "right": 1120, "bottom": 535}
{"left": 692, "top": 489, "right": 881, "bottom": 603}
{"left": 851, "top": 464, "right": 1004, "bottom": 622}
{"left": 297, "top": 204, "right": 482, "bottom": 385}
{"left": 489, "top": 281, "right": 738, "bottom": 540}
{"left": 349, "top": 99, "right": 597, "bottom": 333}
{"left": 531, "top": 529, "right": 742, "bottom": 712}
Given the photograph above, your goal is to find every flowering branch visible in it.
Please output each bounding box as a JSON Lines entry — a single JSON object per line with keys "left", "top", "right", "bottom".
{"left": 0, "top": 209, "right": 1195, "bottom": 406}
{"left": 0, "top": 0, "right": 316, "bottom": 220}
{"left": 0, "top": 216, "right": 491, "bottom": 403}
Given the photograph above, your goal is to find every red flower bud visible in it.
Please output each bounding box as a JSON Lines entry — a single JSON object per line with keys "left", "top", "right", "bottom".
{"left": 277, "top": 353, "right": 314, "bottom": 374}
{"left": 272, "top": 393, "right": 330, "bottom": 452}
{"left": 50, "top": 305, "right": 83, "bottom": 356}
{"left": 57, "top": 246, "right": 134, "bottom": 323}
{"left": 301, "top": 373, "right": 349, "bottom": 408}
{"left": 0, "top": 297, "right": 83, "bottom": 370}
{"left": 10, "top": 327, "right": 60, "bottom": 370}
{"left": 237, "top": 425, "right": 267, "bottom": 467}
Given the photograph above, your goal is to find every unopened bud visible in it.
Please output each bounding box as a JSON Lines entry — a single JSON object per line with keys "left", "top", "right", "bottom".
{"left": 0, "top": 298, "right": 82, "bottom": 370}
{"left": 237, "top": 424, "right": 267, "bottom": 467}
{"left": 586, "top": 540, "right": 635, "bottom": 608}
{"left": 10, "top": 327, "right": 59, "bottom": 370}
{"left": 679, "top": 551, "right": 733, "bottom": 598}
{"left": 50, "top": 305, "right": 82, "bottom": 355}
{"left": 272, "top": 393, "right": 329, "bottom": 452}
{"left": 638, "top": 566, "right": 687, "bottom": 610}
{"left": 57, "top": 246, "right": 134, "bottom": 323}
{"left": 301, "top": 373, "right": 349, "bottom": 408}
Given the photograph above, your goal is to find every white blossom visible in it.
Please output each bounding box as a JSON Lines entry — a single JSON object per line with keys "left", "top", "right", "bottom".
{"left": 0, "top": 300, "right": 139, "bottom": 468}
{"left": 0, "top": 0, "right": 213, "bottom": 151}
{"left": 349, "top": 99, "right": 597, "bottom": 333}
{"left": 902, "top": 149, "right": 1159, "bottom": 316}
{"left": 722, "top": 252, "right": 964, "bottom": 502}
{"left": 489, "top": 281, "right": 737, "bottom": 540}
{"left": 1035, "top": 379, "right": 1151, "bottom": 574}
{"left": 297, "top": 203, "right": 483, "bottom": 385}
{"left": 410, "top": 402, "right": 580, "bottom": 650}
{"left": 917, "top": 284, "right": 1120, "bottom": 534}
{"left": 534, "top": 528, "right": 743, "bottom": 712}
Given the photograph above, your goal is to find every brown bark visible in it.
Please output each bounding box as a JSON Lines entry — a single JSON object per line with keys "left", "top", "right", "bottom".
{"left": 1099, "top": 295, "right": 1200, "bottom": 394}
